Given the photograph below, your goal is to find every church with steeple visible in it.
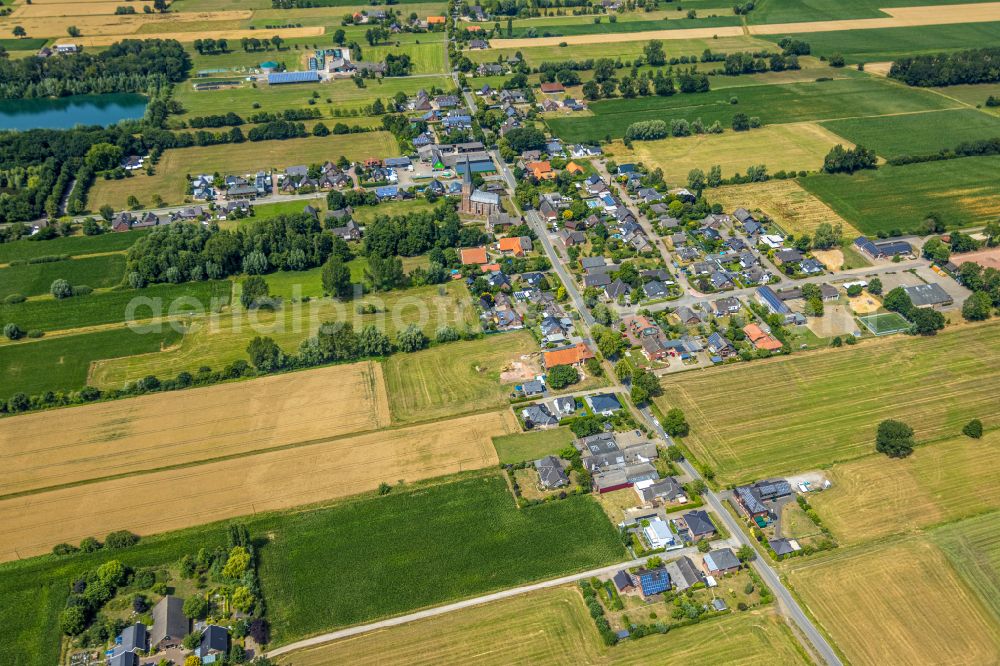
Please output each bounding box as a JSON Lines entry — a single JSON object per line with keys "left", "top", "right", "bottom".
{"left": 459, "top": 155, "right": 500, "bottom": 217}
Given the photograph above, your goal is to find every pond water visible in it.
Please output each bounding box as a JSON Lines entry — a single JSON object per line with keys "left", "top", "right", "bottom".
{"left": 0, "top": 93, "right": 148, "bottom": 130}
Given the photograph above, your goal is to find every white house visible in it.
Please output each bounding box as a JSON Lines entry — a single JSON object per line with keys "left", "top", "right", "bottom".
{"left": 642, "top": 518, "right": 676, "bottom": 549}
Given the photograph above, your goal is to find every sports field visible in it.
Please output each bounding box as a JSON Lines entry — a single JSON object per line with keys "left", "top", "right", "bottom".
{"left": 707, "top": 179, "right": 862, "bottom": 238}
{"left": 0, "top": 361, "right": 389, "bottom": 497}
{"left": 932, "top": 511, "right": 1000, "bottom": 623}
{"left": 821, "top": 108, "right": 1000, "bottom": 158}
{"left": 492, "top": 427, "right": 575, "bottom": 464}
{"left": 607, "top": 122, "right": 846, "bottom": 184}
{"left": 0, "top": 280, "right": 231, "bottom": 333}
{"left": 0, "top": 326, "right": 181, "bottom": 399}
{"left": 810, "top": 431, "right": 1000, "bottom": 545}
{"left": 88, "top": 132, "right": 398, "bottom": 209}
{"left": 383, "top": 331, "right": 538, "bottom": 424}
{"left": 0, "top": 254, "right": 125, "bottom": 299}
{"left": 547, "top": 77, "right": 957, "bottom": 142}
{"left": 0, "top": 410, "right": 516, "bottom": 561}
{"left": 800, "top": 154, "right": 1000, "bottom": 235}
{"left": 857, "top": 311, "right": 911, "bottom": 335}
{"left": 278, "top": 588, "right": 807, "bottom": 665}
{"left": 787, "top": 538, "right": 1000, "bottom": 665}
{"left": 89, "top": 281, "right": 475, "bottom": 388}
{"left": 258, "top": 472, "right": 623, "bottom": 645}
{"left": 656, "top": 323, "right": 1000, "bottom": 485}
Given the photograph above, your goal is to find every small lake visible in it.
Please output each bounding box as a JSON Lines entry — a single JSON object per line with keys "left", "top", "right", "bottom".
{"left": 0, "top": 93, "right": 148, "bottom": 131}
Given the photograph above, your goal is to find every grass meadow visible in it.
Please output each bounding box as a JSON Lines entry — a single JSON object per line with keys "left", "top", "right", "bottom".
{"left": 809, "top": 431, "right": 1000, "bottom": 546}
{"left": 507, "top": 13, "right": 741, "bottom": 38}
{"left": 0, "top": 280, "right": 232, "bottom": 333}
{"left": 932, "top": 511, "right": 1000, "bottom": 624}
{"left": 278, "top": 587, "right": 808, "bottom": 665}
{"left": 749, "top": 0, "right": 1000, "bottom": 24}
{"left": 547, "top": 77, "right": 957, "bottom": 142}
{"left": 88, "top": 132, "right": 398, "bottom": 209}
{"left": 492, "top": 427, "right": 575, "bottom": 464}
{"left": 657, "top": 322, "right": 1000, "bottom": 485}
{"left": 0, "top": 327, "right": 182, "bottom": 399}
{"left": 799, "top": 154, "right": 1000, "bottom": 234}
{"left": 0, "top": 231, "right": 146, "bottom": 264}
{"left": 821, "top": 108, "right": 1000, "bottom": 158}
{"left": 382, "top": 331, "right": 537, "bottom": 424}
{"left": 258, "top": 472, "right": 624, "bottom": 645}
{"left": 0, "top": 254, "right": 125, "bottom": 299}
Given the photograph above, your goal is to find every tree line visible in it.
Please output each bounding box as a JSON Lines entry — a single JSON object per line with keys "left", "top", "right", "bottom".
{"left": 890, "top": 48, "right": 1000, "bottom": 87}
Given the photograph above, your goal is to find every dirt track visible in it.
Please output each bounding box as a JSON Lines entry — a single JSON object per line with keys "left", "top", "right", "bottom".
{"left": 489, "top": 2, "right": 1000, "bottom": 48}
{"left": 0, "top": 410, "right": 517, "bottom": 561}
{"left": 0, "top": 362, "right": 389, "bottom": 497}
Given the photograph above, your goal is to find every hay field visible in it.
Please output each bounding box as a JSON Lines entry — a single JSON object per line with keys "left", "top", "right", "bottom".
{"left": 809, "top": 431, "right": 1000, "bottom": 545}
{"left": 89, "top": 282, "right": 476, "bottom": 388}
{"left": 708, "top": 179, "right": 861, "bottom": 238}
{"left": 0, "top": 410, "right": 514, "bottom": 561}
{"left": 932, "top": 511, "right": 1000, "bottom": 622}
{"left": 0, "top": 362, "right": 389, "bottom": 497}
{"left": 821, "top": 108, "right": 1000, "bottom": 158}
{"left": 787, "top": 538, "right": 1000, "bottom": 665}
{"left": 89, "top": 132, "right": 398, "bottom": 209}
{"left": 383, "top": 331, "right": 538, "bottom": 424}
{"left": 656, "top": 322, "right": 1000, "bottom": 485}
{"left": 278, "top": 588, "right": 807, "bottom": 666}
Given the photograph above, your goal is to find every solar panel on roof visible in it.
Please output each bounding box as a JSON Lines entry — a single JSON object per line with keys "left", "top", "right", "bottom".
{"left": 268, "top": 71, "right": 320, "bottom": 84}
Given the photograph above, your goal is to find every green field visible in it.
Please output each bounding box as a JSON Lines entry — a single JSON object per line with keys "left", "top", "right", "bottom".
{"left": 0, "top": 254, "right": 125, "bottom": 299}
{"left": 547, "top": 77, "right": 957, "bottom": 142}
{"left": 89, "top": 281, "right": 475, "bottom": 389}
{"left": 822, "top": 109, "right": 1000, "bottom": 158}
{"left": 0, "top": 326, "right": 182, "bottom": 399}
{"left": 89, "top": 132, "right": 398, "bottom": 209}
{"left": 0, "top": 281, "right": 231, "bottom": 334}
{"left": 750, "top": 0, "right": 1000, "bottom": 24}
{"left": 492, "top": 427, "right": 575, "bottom": 464}
{"left": 933, "top": 511, "right": 1000, "bottom": 623}
{"left": 259, "top": 472, "right": 624, "bottom": 645}
{"left": 382, "top": 331, "right": 537, "bottom": 423}
{"left": 760, "top": 22, "right": 1000, "bottom": 62}
{"left": 800, "top": 155, "right": 1000, "bottom": 235}
{"left": 507, "top": 13, "right": 740, "bottom": 38}
{"left": 0, "top": 231, "right": 146, "bottom": 264}
{"left": 657, "top": 323, "right": 1000, "bottom": 485}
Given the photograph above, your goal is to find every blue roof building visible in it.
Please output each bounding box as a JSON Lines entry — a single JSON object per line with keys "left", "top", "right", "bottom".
{"left": 756, "top": 285, "right": 790, "bottom": 316}
{"left": 267, "top": 71, "right": 321, "bottom": 85}
{"left": 375, "top": 185, "right": 399, "bottom": 199}
{"left": 633, "top": 566, "right": 670, "bottom": 596}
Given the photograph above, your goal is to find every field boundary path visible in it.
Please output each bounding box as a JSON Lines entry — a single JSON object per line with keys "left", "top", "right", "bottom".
{"left": 488, "top": 1, "right": 1000, "bottom": 48}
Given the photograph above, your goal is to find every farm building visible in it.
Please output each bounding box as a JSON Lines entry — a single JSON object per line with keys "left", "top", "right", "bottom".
{"left": 904, "top": 283, "right": 953, "bottom": 308}
{"left": 854, "top": 236, "right": 912, "bottom": 259}
{"left": 267, "top": 71, "right": 321, "bottom": 85}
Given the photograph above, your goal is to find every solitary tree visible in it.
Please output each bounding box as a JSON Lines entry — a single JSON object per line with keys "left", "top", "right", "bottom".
{"left": 663, "top": 408, "right": 689, "bottom": 437}
{"left": 321, "top": 255, "right": 353, "bottom": 299}
{"left": 962, "top": 418, "right": 984, "bottom": 439}
{"left": 875, "top": 419, "right": 914, "bottom": 458}
{"left": 3, "top": 323, "right": 23, "bottom": 340}
{"left": 547, "top": 364, "right": 580, "bottom": 390}
{"left": 736, "top": 544, "right": 756, "bottom": 563}
{"left": 12, "top": 26, "right": 26, "bottom": 38}
{"left": 50, "top": 279, "right": 73, "bottom": 299}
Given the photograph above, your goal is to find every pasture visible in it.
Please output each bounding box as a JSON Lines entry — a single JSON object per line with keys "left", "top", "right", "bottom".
{"left": 0, "top": 361, "right": 389, "bottom": 497}
{"left": 799, "top": 154, "right": 1000, "bottom": 234}
{"left": 0, "top": 254, "right": 125, "bottom": 299}
{"left": 89, "top": 281, "right": 476, "bottom": 388}
{"left": 0, "top": 280, "right": 231, "bottom": 333}
{"left": 786, "top": 538, "right": 1000, "bottom": 665}
{"left": 932, "top": 511, "right": 1000, "bottom": 623}
{"left": 88, "top": 132, "right": 399, "bottom": 209}
{"left": 749, "top": 0, "right": 1000, "bottom": 24}
{"left": 258, "top": 472, "right": 623, "bottom": 646}
{"left": 656, "top": 323, "right": 1000, "bottom": 485}
{"left": 547, "top": 77, "right": 957, "bottom": 142}
{"left": 606, "top": 122, "right": 845, "bottom": 184}
{"left": 278, "top": 587, "right": 807, "bottom": 665}
{"left": 707, "top": 179, "right": 861, "bottom": 238}
{"left": 809, "top": 431, "right": 1000, "bottom": 546}
{"left": 506, "top": 12, "right": 741, "bottom": 38}
{"left": 0, "top": 230, "right": 145, "bottom": 264}
{"left": 382, "top": 331, "right": 537, "bottom": 424}
{"left": 0, "top": 411, "right": 516, "bottom": 561}
{"left": 821, "top": 108, "right": 1000, "bottom": 158}
{"left": 0, "top": 326, "right": 181, "bottom": 400}
{"left": 492, "top": 427, "right": 574, "bottom": 464}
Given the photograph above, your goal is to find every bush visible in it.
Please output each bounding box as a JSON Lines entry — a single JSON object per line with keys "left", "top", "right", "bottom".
{"left": 962, "top": 418, "right": 983, "bottom": 439}
{"left": 3, "top": 323, "right": 23, "bottom": 340}
{"left": 3, "top": 293, "right": 26, "bottom": 304}
{"left": 50, "top": 279, "right": 73, "bottom": 299}
{"left": 104, "top": 530, "right": 140, "bottom": 550}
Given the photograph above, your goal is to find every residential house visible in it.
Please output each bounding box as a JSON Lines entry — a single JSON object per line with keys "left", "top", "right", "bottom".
{"left": 498, "top": 236, "right": 530, "bottom": 256}
{"left": 535, "top": 455, "right": 570, "bottom": 489}
{"left": 703, "top": 548, "right": 741, "bottom": 576}
{"left": 542, "top": 343, "right": 594, "bottom": 369}
{"left": 119, "top": 623, "right": 148, "bottom": 654}
{"left": 151, "top": 596, "right": 188, "bottom": 650}
{"left": 673, "top": 306, "right": 702, "bottom": 326}
{"left": 587, "top": 393, "right": 622, "bottom": 416}
{"left": 707, "top": 332, "right": 735, "bottom": 358}
{"left": 734, "top": 479, "right": 792, "bottom": 520}
{"left": 709, "top": 271, "right": 734, "bottom": 291}
{"left": 200, "top": 625, "right": 230, "bottom": 657}
{"left": 680, "top": 510, "right": 716, "bottom": 541}
{"left": 770, "top": 538, "right": 801, "bottom": 556}
{"left": 460, "top": 246, "right": 489, "bottom": 266}
{"left": 712, "top": 297, "right": 741, "bottom": 317}
{"left": 551, "top": 396, "right": 576, "bottom": 417}
{"left": 110, "top": 654, "right": 139, "bottom": 666}
{"left": 665, "top": 556, "right": 705, "bottom": 591}
{"left": 593, "top": 463, "right": 658, "bottom": 493}
{"left": 330, "top": 219, "right": 362, "bottom": 241}
{"left": 635, "top": 477, "right": 686, "bottom": 504}
{"left": 604, "top": 279, "right": 631, "bottom": 301}
{"left": 526, "top": 160, "right": 556, "bottom": 180}
{"left": 487, "top": 210, "right": 519, "bottom": 234}
{"left": 743, "top": 323, "right": 783, "bottom": 352}
{"left": 521, "top": 379, "right": 545, "bottom": 397}
{"left": 642, "top": 518, "right": 677, "bottom": 550}
{"left": 632, "top": 566, "right": 671, "bottom": 596}
{"left": 522, "top": 403, "right": 558, "bottom": 428}
{"left": 800, "top": 258, "right": 825, "bottom": 274}
{"left": 756, "top": 285, "right": 793, "bottom": 320}
{"left": 644, "top": 280, "right": 670, "bottom": 299}
{"left": 612, "top": 570, "right": 635, "bottom": 593}
{"left": 539, "top": 82, "right": 565, "bottom": 94}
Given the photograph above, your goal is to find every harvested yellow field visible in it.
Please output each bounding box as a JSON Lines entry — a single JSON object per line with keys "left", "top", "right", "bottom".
{"left": 809, "top": 431, "right": 1000, "bottom": 545}
{"left": 0, "top": 10, "right": 257, "bottom": 39}
{"left": 787, "top": 538, "right": 1000, "bottom": 665}
{"left": 491, "top": 25, "right": 745, "bottom": 48}
{"left": 78, "top": 26, "right": 324, "bottom": 46}
{"left": 0, "top": 362, "right": 389, "bottom": 498}
{"left": 0, "top": 410, "right": 515, "bottom": 561}
{"left": 608, "top": 123, "right": 847, "bottom": 189}
{"left": 864, "top": 61, "right": 894, "bottom": 77}
{"left": 279, "top": 587, "right": 808, "bottom": 665}
{"left": 707, "top": 176, "right": 860, "bottom": 238}
{"left": 12, "top": 2, "right": 148, "bottom": 17}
